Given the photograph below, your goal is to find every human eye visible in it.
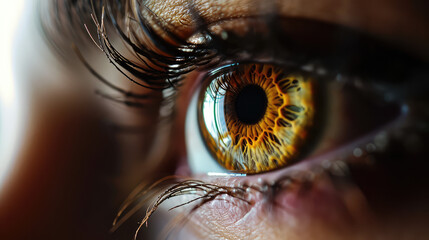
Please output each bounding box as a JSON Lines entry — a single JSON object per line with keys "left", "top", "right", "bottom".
{"left": 8, "top": 0, "right": 428, "bottom": 239}
{"left": 102, "top": 2, "right": 427, "bottom": 238}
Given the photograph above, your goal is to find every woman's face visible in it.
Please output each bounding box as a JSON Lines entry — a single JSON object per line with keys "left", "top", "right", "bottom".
{"left": 2, "top": 0, "right": 429, "bottom": 239}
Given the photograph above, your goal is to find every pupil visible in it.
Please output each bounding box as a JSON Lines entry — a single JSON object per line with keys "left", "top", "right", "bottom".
{"left": 234, "top": 84, "right": 268, "bottom": 125}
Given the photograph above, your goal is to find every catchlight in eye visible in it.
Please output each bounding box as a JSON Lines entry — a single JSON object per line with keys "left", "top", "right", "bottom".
{"left": 194, "top": 63, "right": 317, "bottom": 174}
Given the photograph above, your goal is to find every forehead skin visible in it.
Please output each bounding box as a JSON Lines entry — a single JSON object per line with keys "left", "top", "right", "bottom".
{"left": 145, "top": 0, "right": 429, "bottom": 58}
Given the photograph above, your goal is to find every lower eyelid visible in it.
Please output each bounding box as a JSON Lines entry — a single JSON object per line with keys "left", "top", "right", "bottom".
{"left": 172, "top": 115, "right": 402, "bottom": 234}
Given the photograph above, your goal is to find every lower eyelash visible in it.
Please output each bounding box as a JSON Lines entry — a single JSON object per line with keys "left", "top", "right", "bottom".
{"left": 109, "top": 164, "right": 351, "bottom": 239}
{"left": 111, "top": 157, "right": 365, "bottom": 238}
{"left": 110, "top": 176, "right": 251, "bottom": 239}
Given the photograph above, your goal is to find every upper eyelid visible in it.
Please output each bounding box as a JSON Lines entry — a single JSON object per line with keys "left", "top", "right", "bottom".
{"left": 43, "top": 1, "right": 428, "bottom": 97}
{"left": 145, "top": 0, "right": 429, "bottom": 58}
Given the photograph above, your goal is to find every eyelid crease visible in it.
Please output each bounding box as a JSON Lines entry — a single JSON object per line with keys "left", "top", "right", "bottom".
{"left": 147, "top": 0, "right": 429, "bottom": 60}
{"left": 43, "top": 1, "right": 428, "bottom": 98}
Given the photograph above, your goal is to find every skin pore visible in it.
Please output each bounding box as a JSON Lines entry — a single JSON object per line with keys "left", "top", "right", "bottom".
{"left": 1, "top": 0, "right": 428, "bottom": 240}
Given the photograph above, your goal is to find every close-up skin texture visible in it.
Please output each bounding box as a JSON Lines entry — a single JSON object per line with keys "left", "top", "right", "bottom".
{"left": 0, "top": 0, "right": 428, "bottom": 240}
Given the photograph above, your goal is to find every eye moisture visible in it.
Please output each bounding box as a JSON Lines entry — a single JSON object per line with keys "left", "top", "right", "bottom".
{"left": 198, "top": 64, "right": 316, "bottom": 174}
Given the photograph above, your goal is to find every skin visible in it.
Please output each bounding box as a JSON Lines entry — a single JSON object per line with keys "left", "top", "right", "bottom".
{"left": 144, "top": 0, "right": 429, "bottom": 58}
{"left": 0, "top": 0, "right": 428, "bottom": 239}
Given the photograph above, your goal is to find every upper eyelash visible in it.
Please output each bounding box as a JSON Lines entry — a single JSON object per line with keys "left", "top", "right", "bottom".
{"left": 44, "top": 1, "right": 296, "bottom": 96}
{"left": 42, "top": 1, "right": 426, "bottom": 130}
{"left": 44, "top": 0, "right": 223, "bottom": 91}
{"left": 42, "top": 0, "right": 297, "bottom": 123}
{"left": 43, "top": 0, "right": 429, "bottom": 100}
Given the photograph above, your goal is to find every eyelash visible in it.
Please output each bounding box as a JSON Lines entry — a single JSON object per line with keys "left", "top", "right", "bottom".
{"left": 43, "top": 0, "right": 429, "bottom": 237}
{"left": 43, "top": 1, "right": 207, "bottom": 89}
{"left": 45, "top": 0, "right": 396, "bottom": 180}
{"left": 113, "top": 152, "right": 373, "bottom": 238}
{"left": 45, "top": 0, "right": 420, "bottom": 117}
{"left": 89, "top": 1, "right": 220, "bottom": 88}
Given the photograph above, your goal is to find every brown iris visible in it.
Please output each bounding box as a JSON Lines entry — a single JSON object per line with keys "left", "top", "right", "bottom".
{"left": 198, "top": 63, "right": 316, "bottom": 174}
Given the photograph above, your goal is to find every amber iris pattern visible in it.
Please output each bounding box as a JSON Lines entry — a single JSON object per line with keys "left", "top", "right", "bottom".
{"left": 198, "top": 63, "right": 316, "bottom": 174}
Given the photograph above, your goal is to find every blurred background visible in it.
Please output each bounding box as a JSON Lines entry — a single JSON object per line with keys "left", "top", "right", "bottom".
{"left": 0, "top": 1, "right": 124, "bottom": 239}
{"left": 0, "top": 1, "right": 24, "bottom": 195}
